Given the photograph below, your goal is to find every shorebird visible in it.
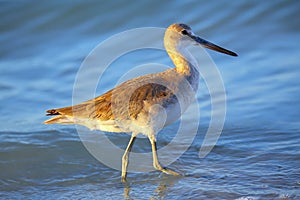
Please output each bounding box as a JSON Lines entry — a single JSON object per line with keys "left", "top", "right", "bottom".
{"left": 44, "top": 23, "right": 237, "bottom": 182}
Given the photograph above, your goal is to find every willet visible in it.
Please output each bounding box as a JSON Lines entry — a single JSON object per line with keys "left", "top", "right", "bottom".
{"left": 44, "top": 23, "right": 237, "bottom": 182}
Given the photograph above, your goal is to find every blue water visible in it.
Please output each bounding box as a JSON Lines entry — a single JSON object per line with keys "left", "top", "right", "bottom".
{"left": 1, "top": 1, "right": 300, "bottom": 199}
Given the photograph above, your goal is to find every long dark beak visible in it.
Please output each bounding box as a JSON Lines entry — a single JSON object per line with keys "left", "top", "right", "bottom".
{"left": 191, "top": 35, "right": 238, "bottom": 57}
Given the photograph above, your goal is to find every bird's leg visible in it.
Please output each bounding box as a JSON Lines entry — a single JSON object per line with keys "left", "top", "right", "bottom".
{"left": 121, "top": 134, "right": 136, "bottom": 182}
{"left": 148, "top": 134, "right": 181, "bottom": 176}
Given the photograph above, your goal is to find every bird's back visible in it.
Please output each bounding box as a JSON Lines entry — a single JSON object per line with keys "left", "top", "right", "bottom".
{"left": 44, "top": 68, "right": 196, "bottom": 133}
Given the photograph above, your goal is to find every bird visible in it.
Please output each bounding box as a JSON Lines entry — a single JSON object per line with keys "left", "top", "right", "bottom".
{"left": 44, "top": 23, "right": 237, "bottom": 182}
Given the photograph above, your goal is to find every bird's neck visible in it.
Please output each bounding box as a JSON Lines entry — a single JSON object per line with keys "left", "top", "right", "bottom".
{"left": 166, "top": 46, "right": 198, "bottom": 76}
{"left": 166, "top": 47, "right": 200, "bottom": 92}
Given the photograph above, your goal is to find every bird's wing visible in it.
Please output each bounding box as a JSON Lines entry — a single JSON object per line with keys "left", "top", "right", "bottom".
{"left": 44, "top": 69, "right": 178, "bottom": 124}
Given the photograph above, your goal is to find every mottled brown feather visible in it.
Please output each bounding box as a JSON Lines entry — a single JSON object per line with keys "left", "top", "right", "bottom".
{"left": 45, "top": 69, "right": 183, "bottom": 124}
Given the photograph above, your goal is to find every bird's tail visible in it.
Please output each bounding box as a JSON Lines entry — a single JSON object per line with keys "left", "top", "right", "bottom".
{"left": 43, "top": 109, "right": 73, "bottom": 124}
{"left": 43, "top": 115, "right": 74, "bottom": 124}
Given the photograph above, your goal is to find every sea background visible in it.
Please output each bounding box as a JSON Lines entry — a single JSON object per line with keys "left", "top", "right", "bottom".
{"left": 1, "top": 1, "right": 299, "bottom": 199}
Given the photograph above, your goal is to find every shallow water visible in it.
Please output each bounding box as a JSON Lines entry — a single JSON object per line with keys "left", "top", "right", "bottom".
{"left": 1, "top": 1, "right": 300, "bottom": 199}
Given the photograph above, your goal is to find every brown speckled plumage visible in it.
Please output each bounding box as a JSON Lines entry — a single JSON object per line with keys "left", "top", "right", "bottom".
{"left": 45, "top": 68, "right": 185, "bottom": 124}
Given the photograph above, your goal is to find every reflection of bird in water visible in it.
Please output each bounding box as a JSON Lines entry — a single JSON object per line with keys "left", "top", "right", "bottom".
{"left": 44, "top": 23, "right": 237, "bottom": 182}
{"left": 123, "top": 176, "right": 179, "bottom": 199}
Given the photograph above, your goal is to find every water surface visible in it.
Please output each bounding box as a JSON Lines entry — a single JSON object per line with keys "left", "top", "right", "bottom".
{"left": 1, "top": 1, "right": 300, "bottom": 199}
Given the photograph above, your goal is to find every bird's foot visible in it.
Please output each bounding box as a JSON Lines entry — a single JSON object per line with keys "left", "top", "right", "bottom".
{"left": 154, "top": 164, "right": 181, "bottom": 176}
{"left": 121, "top": 177, "right": 127, "bottom": 183}
{"left": 160, "top": 167, "right": 181, "bottom": 176}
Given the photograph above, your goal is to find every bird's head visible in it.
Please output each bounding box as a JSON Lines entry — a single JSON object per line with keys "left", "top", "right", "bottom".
{"left": 164, "top": 23, "right": 238, "bottom": 57}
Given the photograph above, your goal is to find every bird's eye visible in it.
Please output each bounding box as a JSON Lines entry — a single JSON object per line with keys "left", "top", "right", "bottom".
{"left": 181, "top": 30, "right": 188, "bottom": 35}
